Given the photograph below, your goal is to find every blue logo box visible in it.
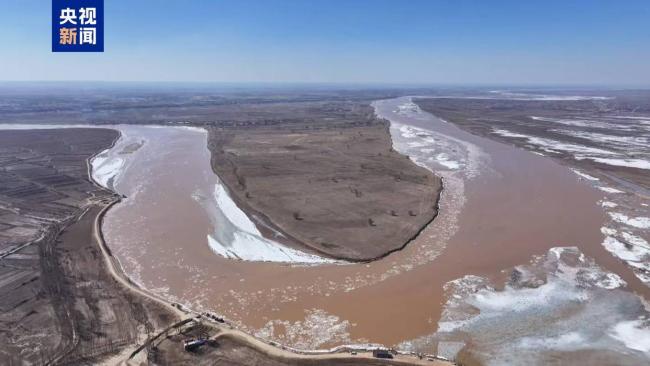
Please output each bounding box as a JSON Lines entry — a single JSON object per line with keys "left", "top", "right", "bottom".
{"left": 52, "top": 0, "right": 104, "bottom": 52}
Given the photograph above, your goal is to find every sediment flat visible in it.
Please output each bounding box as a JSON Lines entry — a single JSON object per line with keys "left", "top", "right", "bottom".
{"left": 207, "top": 110, "right": 442, "bottom": 261}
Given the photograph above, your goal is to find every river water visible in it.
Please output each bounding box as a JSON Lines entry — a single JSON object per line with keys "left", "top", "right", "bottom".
{"left": 4, "top": 96, "right": 648, "bottom": 363}
{"left": 375, "top": 98, "right": 650, "bottom": 364}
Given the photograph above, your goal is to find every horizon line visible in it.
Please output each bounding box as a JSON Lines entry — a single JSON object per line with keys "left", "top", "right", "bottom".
{"left": 0, "top": 80, "right": 649, "bottom": 90}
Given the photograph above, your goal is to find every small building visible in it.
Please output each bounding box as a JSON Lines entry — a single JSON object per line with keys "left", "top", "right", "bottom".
{"left": 372, "top": 349, "right": 393, "bottom": 359}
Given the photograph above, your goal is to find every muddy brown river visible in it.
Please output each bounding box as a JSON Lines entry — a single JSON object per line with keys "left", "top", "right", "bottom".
{"left": 53, "top": 96, "right": 647, "bottom": 363}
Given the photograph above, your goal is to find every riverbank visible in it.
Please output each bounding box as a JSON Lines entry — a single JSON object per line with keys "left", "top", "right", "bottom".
{"left": 94, "top": 198, "right": 451, "bottom": 365}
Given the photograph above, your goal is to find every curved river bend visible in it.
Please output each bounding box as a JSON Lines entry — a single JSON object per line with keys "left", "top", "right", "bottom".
{"left": 5, "top": 95, "right": 647, "bottom": 364}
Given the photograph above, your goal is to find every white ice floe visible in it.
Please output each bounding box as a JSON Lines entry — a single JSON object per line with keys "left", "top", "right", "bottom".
{"left": 207, "top": 235, "right": 332, "bottom": 264}
{"left": 601, "top": 219, "right": 650, "bottom": 284}
{"left": 608, "top": 213, "right": 650, "bottom": 229}
{"left": 400, "top": 247, "right": 650, "bottom": 365}
{"left": 610, "top": 320, "right": 650, "bottom": 353}
{"left": 570, "top": 169, "right": 599, "bottom": 181}
{"left": 598, "top": 186, "right": 624, "bottom": 194}
{"left": 396, "top": 124, "right": 469, "bottom": 172}
{"left": 407, "top": 141, "right": 429, "bottom": 148}
{"left": 600, "top": 201, "right": 618, "bottom": 208}
{"left": 601, "top": 227, "right": 618, "bottom": 236}
{"left": 395, "top": 102, "right": 421, "bottom": 114}
{"left": 376, "top": 98, "right": 485, "bottom": 179}
{"left": 213, "top": 183, "right": 259, "bottom": 233}
{"left": 91, "top": 150, "right": 125, "bottom": 188}
{"left": 392, "top": 121, "right": 484, "bottom": 178}
{"left": 621, "top": 232, "right": 650, "bottom": 249}
{"left": 517, "top": 332, "right": 586, "bottom": 350}
{"left": 254, "top": 308, "right": 352, "bottom": 349}
{"left": 437, "top": 247, "right": 630, "bottom": 326}
{"left": 205, "top": 182, "right": 335, "bottom": 264}
{"left": 602, "top": 236, "right": 650, "bottom": 265}
{"left": 434, "top": 153, "right": 461, "bottom": 170}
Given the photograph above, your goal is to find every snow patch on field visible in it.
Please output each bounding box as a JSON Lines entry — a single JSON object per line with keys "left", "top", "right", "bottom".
{"left": 570, "top": 169, "right": 599, "bottom": 181}
{"left": 598, "top": 186, "right": 624, "bottom": 194}
{"left": 529, "top": 116, "right": 632, "bottom": 131}
{"left": 488, "top": 91, "right": 611, "bottom": 101}
{"left": 580, "top": 157, "right": 650, "bottom": 170}
{"left": 492, "top": 129, "right": 616, "bottom": 155}
{"left": 553, "top": 129, "right": 648, "bottom": 144}
{"left": 493, "top": 124, "right": 650, "bottom": 170}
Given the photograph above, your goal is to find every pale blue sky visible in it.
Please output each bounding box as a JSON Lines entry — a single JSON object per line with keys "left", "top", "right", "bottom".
{"left": 1, "top": 0, "right": 649, "bottom": 85}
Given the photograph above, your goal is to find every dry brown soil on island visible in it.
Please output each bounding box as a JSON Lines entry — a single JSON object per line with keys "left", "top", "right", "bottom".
{"left": 208, "top": 109, "right": 442, "bottom": 261}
